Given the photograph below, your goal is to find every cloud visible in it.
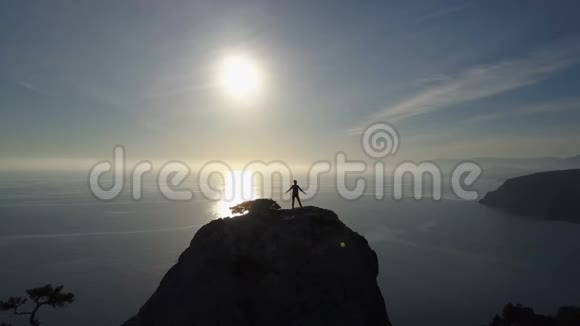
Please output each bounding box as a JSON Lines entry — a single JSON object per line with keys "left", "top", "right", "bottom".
{"left": 363, "top": 40, "right": 580, "bottom": 125}
{"left": 465, "top": 97, "right": 580, "bottom": 123}
{"left": 414, "top": 2, "right": 472, "bottom": 24}
{"left": 17, "top": 81, "right": 45, "bottom": 95}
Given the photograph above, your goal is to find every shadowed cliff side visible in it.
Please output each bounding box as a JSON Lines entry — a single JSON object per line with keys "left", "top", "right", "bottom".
{"left": 123, "top": 204, "right": 391, "bottom": 326}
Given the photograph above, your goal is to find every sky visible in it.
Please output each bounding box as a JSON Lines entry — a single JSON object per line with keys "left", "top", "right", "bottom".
{"left": 1, "top": 0, "right": 580, "bottom": 170}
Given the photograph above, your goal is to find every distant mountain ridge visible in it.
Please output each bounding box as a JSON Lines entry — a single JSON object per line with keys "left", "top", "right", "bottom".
{"left": 480, "top": 169, "right": 580, "bottom": 222}
{"left": 432, "top": 154, "right": 580, "bottom": 180}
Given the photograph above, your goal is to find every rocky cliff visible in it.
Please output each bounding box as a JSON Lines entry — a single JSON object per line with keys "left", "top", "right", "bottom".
{"left": 483, "top": 303, "right": 580, "bottom": 326}
{"left": 480, "top": 169, "right": 580, "bottom": 222}
{"left": 123, "top": 203, "right": 391, "bottom": 326}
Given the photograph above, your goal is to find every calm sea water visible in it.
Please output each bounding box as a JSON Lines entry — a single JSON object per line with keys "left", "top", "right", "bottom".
{"left": 1, "top": 172, "right": 579, "bottom": 326}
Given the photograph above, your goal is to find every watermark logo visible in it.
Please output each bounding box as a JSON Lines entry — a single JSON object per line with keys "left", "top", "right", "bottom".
{"left": 89, "top": 122, "right": 482, "bottom": 202}
{"left": 361, "top": 121, "right": 399, "bottom": 158}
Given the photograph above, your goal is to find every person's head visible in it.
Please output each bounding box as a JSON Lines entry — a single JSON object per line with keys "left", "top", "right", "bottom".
{"left": 293, "top": 180, "right": 297, "bottom": 185}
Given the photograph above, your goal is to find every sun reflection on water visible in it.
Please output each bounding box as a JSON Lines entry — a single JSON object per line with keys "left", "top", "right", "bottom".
{"left": 212, "top": 170, "right": 261, "bottom": 218}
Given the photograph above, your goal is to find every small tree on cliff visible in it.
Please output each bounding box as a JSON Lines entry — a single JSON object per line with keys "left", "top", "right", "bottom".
{"left": 0, "top": 284, "right": 75, "bottom": 326}
{"left": 230, "top": 198, "right": 281, "bottom": 215}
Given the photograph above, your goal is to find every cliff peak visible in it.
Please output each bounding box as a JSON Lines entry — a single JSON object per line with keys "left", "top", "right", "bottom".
{"left": 124, "top": 202, "right": 391, "bottom": 326}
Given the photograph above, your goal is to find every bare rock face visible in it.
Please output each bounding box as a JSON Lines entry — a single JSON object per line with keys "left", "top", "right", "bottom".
{"left": 123, "top": 205, "right": 391, "bottom": 326}
{"left": 480, "top": 169, "right": 580, "bottom": 222}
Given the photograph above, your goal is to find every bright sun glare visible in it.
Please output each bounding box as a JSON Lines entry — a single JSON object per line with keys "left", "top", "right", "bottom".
{"left": 218, "top": 54, "right": 264, "bottom": 100}
{"left": 213, "top": 170, "right": 260, "bottom": 217}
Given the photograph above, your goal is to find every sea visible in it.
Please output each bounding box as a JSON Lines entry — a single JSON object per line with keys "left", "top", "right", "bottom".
{"left": 1, "top": 171, "right": 579, "bottom": 326}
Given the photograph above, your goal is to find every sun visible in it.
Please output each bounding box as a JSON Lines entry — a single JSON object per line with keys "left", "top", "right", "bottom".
{"left": 218, "top": 54, "right": 264, "bottom": 100}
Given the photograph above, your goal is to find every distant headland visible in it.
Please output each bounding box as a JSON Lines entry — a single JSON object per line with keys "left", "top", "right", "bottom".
{"left": 480, "top": 169, "right": 580, "bottom": 223}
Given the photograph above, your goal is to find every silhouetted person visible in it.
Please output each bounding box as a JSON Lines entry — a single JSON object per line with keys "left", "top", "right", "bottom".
{"left": 285, "top": 180, "right": 306, "bottom": 209}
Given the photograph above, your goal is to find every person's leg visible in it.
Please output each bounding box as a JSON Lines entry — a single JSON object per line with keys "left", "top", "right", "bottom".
{"left": 297, "top": 196, "right": 302, "bottom": 208}
{"left": 292, "top": 196, "right": 295, "bottom": 209}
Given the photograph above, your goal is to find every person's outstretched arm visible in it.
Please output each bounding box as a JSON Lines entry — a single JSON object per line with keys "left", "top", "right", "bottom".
{"left": 298, "top": 186, "right": 306, "bottom": 194}
{"left": 285, "top": 186, "right": 293, "bottom": 194}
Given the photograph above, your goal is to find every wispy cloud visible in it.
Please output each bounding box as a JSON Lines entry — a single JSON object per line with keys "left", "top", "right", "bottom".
{"left": 414, "top": 2, "right": 472, "bottom": 24}
{"left": 17, "top": 81, "right": 46, "bottom": 95}
{"left": 465, "top": 97, "right": 580, "bottom": 123}
{"left": 361, "top": 40, "right": 580, "bottom": 127}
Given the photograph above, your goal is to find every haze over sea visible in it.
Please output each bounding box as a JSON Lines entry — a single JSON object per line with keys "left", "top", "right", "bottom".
{"left": 1, "top": 171, "right": 579, "bottom": 326}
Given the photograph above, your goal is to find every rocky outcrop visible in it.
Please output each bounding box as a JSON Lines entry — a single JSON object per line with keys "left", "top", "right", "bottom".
{"left": 483, "top": 303, "right": 580, "bottom": 326}
{"left": 480, "top": 169, "right": 580, "bottom": 222}
{"left": 123, "top": 204, "right": 391, "bottom": 326}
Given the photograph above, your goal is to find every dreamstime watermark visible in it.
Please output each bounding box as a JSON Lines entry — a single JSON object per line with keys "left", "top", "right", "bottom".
{"left": 88, "top": 122, "right": 482, "bottom": 202}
